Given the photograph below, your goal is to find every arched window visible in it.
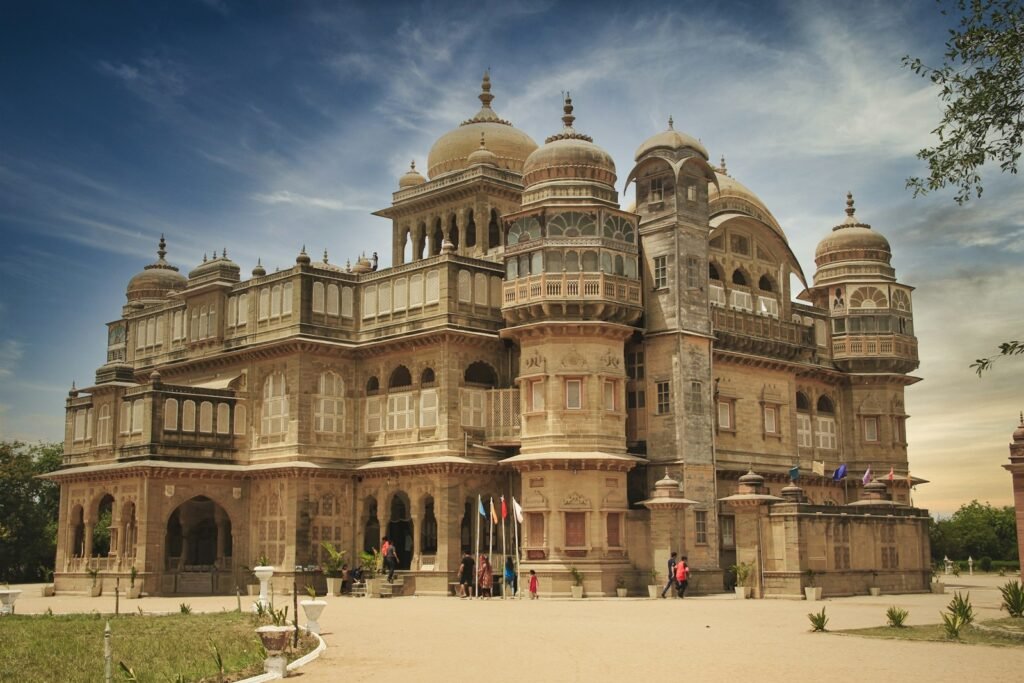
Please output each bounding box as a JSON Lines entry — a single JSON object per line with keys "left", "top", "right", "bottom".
{"left": 393, "top": 278, "right": 407, "bottom": 312}
{"left": 389, "top": 365, "right": 412, "bottom": 389}
{"left": 709, "top": 263, "right": 722, "bottom": 280}
{"left": 849, "top": 286, "right": 888, "bottom": 309}
{"left": 282, "top": 282, "right": 293, "bottom": 315}
{"left": 614, "top": 254, "right": 625, "bottom": 276}
{"left": 464, "top": 361, "right": 497, "bottom": 387}
{"left": 234, "top": 403, "right": 247, "bottom": 436}
{"left": 258, "top": 288, "right": 270, "bottom": 320}
{"left": 199, "top": 306, "right": 209, "bottom": 339}
{"left": 366, "top": 376, "right": 380, "bottom": 394}
{"left": 421, "top": 496, "right": 438, "bottom": 554}
{"left": 182, "top": 400, "right": 196, "bottom": 431}
{"left": 131, "top": 399, "right": 144, "bottom": 434}
{"left": 582, "top": 250, "right": 598, "bottom": 271}
{"left": 217, "top": 403, "right": 230, "bottom": 434}
{"left": 312, "top": 282, "right": 325, "bottom": 314}
{"left": 796, "top": 392, "right": 811, "bottom": 411}
{"left": 817, "top": 395, "right": 834, "bottom": 413}
{"left": 421, "top": 367, "right": 436, "bottom": 385}
{"left": 431, "top": 219, "right": 443, "bottom": 255}
{"left": 487, "top": 209, "right": 500, "bottom": 249}
{"left": 565, "top": 251, "right": 580, "bottom": 273}
{"left": 199, "top": 401, "right": 214, "bottom": 433}
{"left": 341, "top": 286, "right": 354, "bottom": 317}
{"left": 458, "top": 270, "right": 472, "bottom": 303}
{"left": 237, "top": 293, "right": 248, "bottom": 325}
{"left": 327, "top": 284, "right": 340, "bottom": 316}
{"left": 315, "top": 371, "right": 344, "bottom": 433}
{"left": 474, "top": 272, "right": 487, "bottom": 306}
{"left": 546, "top": 251, "right": 562, "bottom": 272}
{"left": 547, "top": 211, "right": 596, "bottom": 237}
{"left": 465, "top": 210, "right": 476, "bottom": 248}
{"left": 602, "top": 215, "right": 636, "bottom": 243}
{"left": 892, "top": 289, "right": 911, "bottom": 312}
{"left": 795, "top": 392, "right": 812, "bottom": 447}
{"left": 758, "top": 275, "right": 774, "bottom": 292}
{"left": 262, "top": 373, "right": 289, "bottom": 436}
{"left": 731, "top": 269, "right": 747, "bottom": 286}
{"left": 507, "top": 216, "right": 542, "bottom": 245}
{"left": 271, "top": 285, "right": 282, "bottom": 317}
{"left": 164, "top": 398, "right": 178, "bottom": 431}
{"left": 815, "top": 395, "right": 837, "bottom": 450}
{"left": 448, "top": 214, "right": 460, "bottom": 251}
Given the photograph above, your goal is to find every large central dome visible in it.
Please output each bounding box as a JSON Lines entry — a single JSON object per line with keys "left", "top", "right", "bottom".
{"left": 426, "top": 73, "right": 538, "bottom": 179}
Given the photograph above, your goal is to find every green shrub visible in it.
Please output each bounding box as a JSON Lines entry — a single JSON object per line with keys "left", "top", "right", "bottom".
{"left": 885, "top": 606, "right": 909, "bottom": 628}
{"left": 941, "top": 610, "right": 967, "bottom": 639}
{"left": 179, "top": 603, "right": 192, "bottom": 615}
{"left": 999, "top": 580, "right": 1024, "bottom": 618}
{"left": 807, "top": 607, "right": 828, "bottom": 632}
{"left": 979, "top": 556, "right": 993, "bottom": 572}
{"left": 947, "top": 592, "right": 974, "bottom": 625}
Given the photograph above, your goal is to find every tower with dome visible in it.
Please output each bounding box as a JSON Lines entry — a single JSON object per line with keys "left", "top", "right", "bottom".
{"left": 49, "top": 73, "right": 930, "bottom": 599}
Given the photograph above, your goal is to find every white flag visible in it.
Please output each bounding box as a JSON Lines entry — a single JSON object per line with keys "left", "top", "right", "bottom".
{"left": 812, "top": 460, "right": 825, "bottom": 477}
{"left": 511, "top": 496, "right": 524, "bottom": 524}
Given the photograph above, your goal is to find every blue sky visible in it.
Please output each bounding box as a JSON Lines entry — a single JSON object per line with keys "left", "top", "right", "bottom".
{"left": 1, "top": 0, "right": 1021, "bottom": 514}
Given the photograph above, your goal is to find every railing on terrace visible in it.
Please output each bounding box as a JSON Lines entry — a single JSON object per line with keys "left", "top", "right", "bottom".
{"left": 502, "top": 273, "right": 641, "bottom": 308}
{"left": 712, "top": 307, "right": 815, "bottom": 347}
{"left": 832, "top": 334, "right": 918, "bottom": 359}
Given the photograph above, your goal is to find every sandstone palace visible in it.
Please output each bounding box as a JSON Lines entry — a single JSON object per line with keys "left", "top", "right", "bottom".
{"left": 51, "top": 74, "right": 932, "bottom": 598}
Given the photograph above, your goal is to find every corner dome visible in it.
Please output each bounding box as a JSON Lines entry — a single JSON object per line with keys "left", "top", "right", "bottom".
{"left": 814, "top": 193, "right": 891, "bottom": 266}
{"left": 634, "top": 117, "right": 709, "bottom": 161}
{"left": 426, "top": 72, "right": 538, "bottom": 178}
{"left": 126, "top": 236, "right": 186, "bottom": 303}
{"left": 398, "top": 160, "right": 426, "bottom": 189}
{"left": 522, "top": 95, "right": 617, "bottom": 190}
{"left": 188, "top": 248, "right": 241, "bottom": 280}
{"left": 709, "top": 159, "right": 786, "bottom": 242}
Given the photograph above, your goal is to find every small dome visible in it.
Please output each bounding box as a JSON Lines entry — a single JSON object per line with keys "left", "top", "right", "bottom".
{"left": 467, "top": 132, "right": 499, "bottom": 167}
{"left": 522, "top": 95, "right": 616, "bottom": 189}
{"left": 351, "top": 253, "right": 373, "bottom": 274}
{"left": 709, "top": 160, "right": 786, "bottom": 242}
{"left": 738, "top": 470, "right": 765, "bottom": 487}
{"left": 634, "top": 116, "right": 709, "bottom": 161}
{"left": 426, "top": 72, "right": 538, "bottom": 178}
{"left": 295, "top": 246, "right": 312, "bottom": 266}
{"left": 398, "top": 160, "right": 426, "bottom": 189}
{"left": 252, "top": 259, "right": 266, "bottom": 277}
{"left": 188, "top": 248, "right": 239, "bottom": 280}
{"left": 814, "top": 193, "right": 891, "bottom": 266}
{"left": 126, "top": 236, "right": 186, "bottom": 303}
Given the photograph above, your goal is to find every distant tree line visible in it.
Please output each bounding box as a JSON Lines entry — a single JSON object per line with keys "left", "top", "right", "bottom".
{"left": 930, "top": 500, "right": 1019, "bottom": 568}
{"left": 0, "top": 441, "right": 62, "bottom": 582}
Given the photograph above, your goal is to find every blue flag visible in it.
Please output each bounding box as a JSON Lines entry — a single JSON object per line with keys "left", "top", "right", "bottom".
{"left": 789, "top": 466, "right": 799, "bottom": 482}
{"left": 832, "top": 464, "right": 847, "bottom": 481}
{"left": 478, "top": 497, "right": 487, "bottom": 517}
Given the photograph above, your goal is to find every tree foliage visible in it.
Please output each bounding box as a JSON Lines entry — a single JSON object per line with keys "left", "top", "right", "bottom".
{"left": 904, "top": 0, "right": 1024, "bottom": 203}
{"left": 971, "top": 339, "right": 1024, "bottom": 375}
{"left": 930, "top": 499, "right": 1019, "bottom": 562}
{"left": 0, "top": 441, "right": 62, "bottom": 582}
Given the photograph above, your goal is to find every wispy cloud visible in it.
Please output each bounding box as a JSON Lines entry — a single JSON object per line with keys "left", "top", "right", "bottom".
{"left": 0, "top": 339, "right": 24, "bottom": 378}
{"left": 251, "top": 190, "right": 361, "bottom": 212}
{"left": 97, "top": 57, "right": 188, "bottom": 103}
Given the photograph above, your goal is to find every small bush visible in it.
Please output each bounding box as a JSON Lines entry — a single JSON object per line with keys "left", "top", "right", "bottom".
{"left": 979, "top": 556, "right": 993, "bottom": 572}
{"left": 999, "top": 568, "right": 1007, "bottom": 577}
{"left": 179, "top": 603, "right": 192, "bottom": 615}
{"left": 885, "top": 606, "right": 909, "bottom": 628}
{"left": 941, "top": 610, "right": 967, "bottom": 639}
{"left": 807, "top": 607, "right": 828, "bottom": 632}
{"left": 999, "top": 580, "right": 1024, "bottom": 618}
{"left": 947, "top": 592, "right": 974, "bottom": 625}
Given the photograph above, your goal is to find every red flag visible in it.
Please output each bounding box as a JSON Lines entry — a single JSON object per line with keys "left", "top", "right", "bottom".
{"left": 501, "top": 495, "right": 508, "bottom": 520}
{"left": 887, "top": 467, "right": 894, "bottom": 482}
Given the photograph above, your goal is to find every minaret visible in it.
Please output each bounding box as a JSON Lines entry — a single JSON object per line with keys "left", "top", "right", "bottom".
{"left": 1003, "top": 413, "right": 1024, "bottom": 582}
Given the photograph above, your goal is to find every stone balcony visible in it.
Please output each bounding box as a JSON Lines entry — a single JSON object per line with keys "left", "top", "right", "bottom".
{"left": 502, "top": 272, "right": 642, "bottom": 324}
{"left": 831, "top": 334, "right": 919, "bottom": 373}
{"left": 712, "top": 307, "right": 816, "bottom": 361}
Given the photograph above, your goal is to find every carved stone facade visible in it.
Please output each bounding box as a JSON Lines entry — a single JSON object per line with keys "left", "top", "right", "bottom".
{"left": 49, "top": 75, "right": 930, "bottom": 597}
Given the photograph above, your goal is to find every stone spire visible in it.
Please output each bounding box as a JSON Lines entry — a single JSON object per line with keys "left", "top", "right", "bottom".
{"left": 545, "top": 92, "right": 593, "bottom": 143}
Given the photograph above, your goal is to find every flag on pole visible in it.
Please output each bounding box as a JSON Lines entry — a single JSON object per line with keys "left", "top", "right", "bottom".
{"left": 489, "top": 497, "right": 499, "bottom": 525}
{"left": 501, "top": 495, "right": 508, "bottom": 520}
{"left": 832, "top": 464, "right": 847, "bottom": 481}
{"left": 887, "top": 466, "right": 894, "bottom": 482}
{"left": 862, "top": 466, "right": 872, "bottom": 485}
{"left": 788, "top": 465, "right": 799, "bottom": 482}
{"left": 812, "top": 460, "right": 825, "bottom": 477}
{"left": 478, "top": 497, "right": 487, "bottom": 518}
{"left": 512, "top": 496, "right": 524, "bottom": 524}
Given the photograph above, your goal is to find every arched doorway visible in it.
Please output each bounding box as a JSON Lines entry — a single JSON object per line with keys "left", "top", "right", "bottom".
{"left": 164, "top": 496, "right": 233, "bottom": 594}
{"left": 387, "top": 493, "right": 413, "bottom": 570}
{"left": 363, "top": 498, "right": 380, "bottom": 554}
{"left": 93, "top": 494, "right": 114, "bottom": 557}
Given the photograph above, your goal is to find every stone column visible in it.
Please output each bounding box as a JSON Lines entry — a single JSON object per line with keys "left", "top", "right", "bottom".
{"left": 392, "top": 222, "right": 405, "bottom": 267}
{"left": 410, "top": 509, "right": 421, "bottom": 570}
{"left": 719, "top": 470, "right": 784, "bottom": 598}
{"left": 83, "top": 522, "right": 95, "bottom": 559}
{"left": 641, "top": 471, "right": 698, "bottom": 587}
{"left": 1002, "top": 414, "right": 1024, "bottom": 582}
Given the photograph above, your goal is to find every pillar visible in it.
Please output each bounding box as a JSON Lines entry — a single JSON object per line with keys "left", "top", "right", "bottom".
{"left": 84, "top": 522, "right": 95, "bottom": 559}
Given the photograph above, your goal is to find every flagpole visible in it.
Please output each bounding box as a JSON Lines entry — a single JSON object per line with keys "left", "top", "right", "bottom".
{"left": 488, "top": 497, "right": 494, "bottom": 577}
{"left": 474, "top": 494, "right": 481, "bottom": 599}
{"left": 501, "top": 505, "right": 507, "bottom": 600}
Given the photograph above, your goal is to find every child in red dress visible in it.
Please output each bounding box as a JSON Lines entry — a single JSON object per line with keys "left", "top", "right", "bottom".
{"left": 529, "top": 569, "right": 539, "bottom": 599}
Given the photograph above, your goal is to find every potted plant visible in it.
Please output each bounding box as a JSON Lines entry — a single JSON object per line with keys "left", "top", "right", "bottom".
{"left": 731, "top": 561, "right": 753, "bottom": 599}
{"left": 359, "top": 549, "right": 383, "bottom": 598}
{"left": 804, "top": 569, "right": 822, "bottom": 601}
{"left": 869, "top": 570, "right": 881, "bottom": 596}
{"left": 255, "top": 605, "right": 294, "bottom": 678}
{"left": 647, "top": 568, "right": 660, "bottom": 599}
{"left": 40, "top": 567, "right": 55, "bottom": 597}
{"left": 321, "top": 542, "right": 346, "bottom": 597}
{"left": 569, "top": 566, "right": 584, "bottom": 599}
{"left": 300, "top": 584, "right": 327, "bottom": 635}
{"left": 87, "top": 565, "right": 102, "bottom": 597}
{"left": 127, "top": 565, "right": 142, "bottom": 599}
{"left": 615, "top": 575, "right": 628, "bottom": 598}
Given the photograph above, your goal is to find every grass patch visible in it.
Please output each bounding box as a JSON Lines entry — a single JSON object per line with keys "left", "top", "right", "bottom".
{"left": 0, "top": 611, "right": 316, "bottom": 682}
{"left": 842, "top": 621, "right": 1024, "bottom": 647}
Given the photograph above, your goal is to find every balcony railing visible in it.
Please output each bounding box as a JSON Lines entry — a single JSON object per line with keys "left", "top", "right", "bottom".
{"left": 832, "top": 334, "right": 918, "bottom": 360}
{"left": 712, "top": 307, "right": 815, "bottom": 348}
{"left": 502, "top": 273, "right": 642, "bottom": 308}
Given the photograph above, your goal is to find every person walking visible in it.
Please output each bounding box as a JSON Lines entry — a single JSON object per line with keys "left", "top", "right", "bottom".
{"left": 675, "top": 556, "right": 690, "bottom": 598}
{"left": 380, "top": 536, "right": 391, "bottom": 580}
{"left": 458, "top": 551, "right": 475, "bottom": 598}
{"left": 478, "top": 554, "right": 494, "bottom": 598}
{"left": 660, "top": 551, "right": 678, "bottom": 598}
{"left": 385, "top": 542, "right": 399, "bottom": 583}
{"left": 528, "top": 569, "right": 539, "bottom": 599}
{"left": 504, "top": 556, "right": 517, "bottom": 597}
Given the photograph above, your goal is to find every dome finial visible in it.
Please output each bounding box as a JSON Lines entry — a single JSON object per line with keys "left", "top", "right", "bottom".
{"left": 157, "top": 234, "right": 167, "bottom": 261}
{"left": 719, "top": 155, "right": 728, "bottom": 175}
{"left": 323, "top": 248, "right": 329, "bottom": 263}
{"left": 410, "top": 159, "right": 416, "bottom": 171}
{"left": 222, "top": 248, "right": 227, "bottom": 258}
{"left": 846, "top": 191, "right": 856, "bottom": 217}
{"left": 480, "top": 131, "right": 487, "bottom": 149}
{"left": 562, "top": 92, "right": 575, "bottom": 129}
{"left": 479, "top": 70, "right": 494, "bottom": 109}
{"left": 668, "top": 115, "right": 674, "bottom": 130}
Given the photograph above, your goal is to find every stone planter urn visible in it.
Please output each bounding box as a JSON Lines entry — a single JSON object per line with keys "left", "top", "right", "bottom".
{"left": 128, "top": 584, "right": 142, "bottom": 599}
{"left": 804, "top": 586, "right": 822, "bottom": 601}
{"left": 253, "top": 566, "right": 274, "bottom": 610}
{"left": 325, "top": 576, "right": 342, "bottom": 597}
{"left": 300, "top": 599, "right": 327, "bottom": 635}
{"left": 364, "top": 578, "right": 381, "bottom": 598}
{"left": 735, "top": 586, "right": 752, "bottom": 599}
{"left": 0, "top": 589, "right": 22, "bottom": 615}
{"left": 647, "top": 585, "right": 659, "bottom": 599}
{"left": 930, "top": 581, "right": 946, "bottom": 594}
{"left": 255, "top": 625, "right": 294, "bottom": 677}
{"left": 869, "top": 587, "right": 881, "bottom": 596}
{"left": 616, "top": 588, "right": 628, "bottom": 598}
{"left": 90, "top": 583, "right": 102, "bottom": 598}
{"left": 570, "top": 585, "right": 583, "bottom": 599}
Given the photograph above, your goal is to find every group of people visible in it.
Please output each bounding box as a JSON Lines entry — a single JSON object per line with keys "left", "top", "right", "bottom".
{"left": 660, "top": 552, "right": 690, "bottom": 598}
{"left": 457, "top": 552, "right": 539, "bottom": 599}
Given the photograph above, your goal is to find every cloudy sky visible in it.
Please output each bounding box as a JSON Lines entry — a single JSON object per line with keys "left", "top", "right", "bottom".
{"left": 1, "top": 0, "right": 1020, "bottom": 515}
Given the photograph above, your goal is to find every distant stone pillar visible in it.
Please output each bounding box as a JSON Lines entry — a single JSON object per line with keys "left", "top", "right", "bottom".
{"left": 640, "top": 471, "right": 698, "bottom": 587}
{"left": 719, "top": 471, "right": 784, "bottom": 598}
{"left": 410, "top": 510, "right": 421, "bottom": 570}
{"left": 1002, "top": 413, "right": 1024, "bottom": 582}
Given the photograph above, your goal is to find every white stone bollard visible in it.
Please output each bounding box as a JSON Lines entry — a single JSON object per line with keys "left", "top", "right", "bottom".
{"left": 253, "top": 566, "right": 274, "bottom": 611}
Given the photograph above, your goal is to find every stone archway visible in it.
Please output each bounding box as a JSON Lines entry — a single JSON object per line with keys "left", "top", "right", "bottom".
{"left": 387, "top": 493, "right": 414, "bottom": 570}
{"left": 164, "top": 496, "right": 233, "bottom": 594}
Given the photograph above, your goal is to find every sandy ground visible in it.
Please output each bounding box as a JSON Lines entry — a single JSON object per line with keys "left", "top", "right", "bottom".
{"left": 7, "top": 574, "right": 1024, "bottom": 683}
